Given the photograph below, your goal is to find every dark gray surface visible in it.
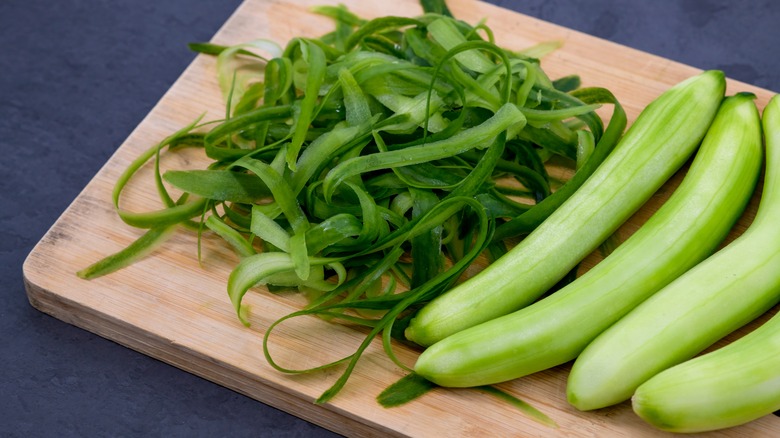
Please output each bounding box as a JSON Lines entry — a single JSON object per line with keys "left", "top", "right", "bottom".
{"left": 2, "top": 1, "right": 778, "bottom": 437}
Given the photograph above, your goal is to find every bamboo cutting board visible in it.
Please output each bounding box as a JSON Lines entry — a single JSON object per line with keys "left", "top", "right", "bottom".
{"left": 23, "top": 0, "right": 780, "bottom": 436}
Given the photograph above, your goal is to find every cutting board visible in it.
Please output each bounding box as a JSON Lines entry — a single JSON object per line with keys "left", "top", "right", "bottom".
{"left": 23, "top": 0, "right": 780, "bottom": 436}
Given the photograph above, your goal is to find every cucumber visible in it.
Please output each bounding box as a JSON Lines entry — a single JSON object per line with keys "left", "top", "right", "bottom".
{"left": 405, "top": 70, "right": 726, "bottom": 347}
{"left": 631, "top": 94, "right": 780, "bottom": 433}
{"left": 633, "top": 311, "right": 780, "bottom": 432}
{"left": 412, "top": 92, "right": 761, "bottom": 387}
{"left": 567, "top": 94, "right": 774, "bottom": 412}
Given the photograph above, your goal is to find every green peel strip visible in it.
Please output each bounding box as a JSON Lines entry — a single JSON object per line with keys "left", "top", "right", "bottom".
{"left": 79, "top": 4, "right": 623, "bottom": 414}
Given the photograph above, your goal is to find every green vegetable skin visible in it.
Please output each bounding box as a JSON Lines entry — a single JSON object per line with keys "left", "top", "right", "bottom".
{"left": 567, "top": 95, "right": 774, "bottom": 411}
{"left": 405, "top": 70, "right": 727, "bottom": 347}
{"left": 412, "top": 92, "right": 762, "bottom": 387}
{"left": 631, "top": 94, "right": 780, "bottom": 433}
{"left": 79, "top": 3, "right": 632, "bottom": 404}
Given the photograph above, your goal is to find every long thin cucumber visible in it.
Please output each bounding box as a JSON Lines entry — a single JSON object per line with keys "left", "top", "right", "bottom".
{"left": 633, "top": 312, "right": 780, "bottom": 433}
{"left": 413, "top": 92, "right": 762, "bottom": 387}
{"left": 405, "top": 70, "right": 726, "bottom": 347}
{"left": 567, "top": 94, "right": 777, "bottom": 412}
{"left": 630, "top": 94, "right": 780, "bottom": 433}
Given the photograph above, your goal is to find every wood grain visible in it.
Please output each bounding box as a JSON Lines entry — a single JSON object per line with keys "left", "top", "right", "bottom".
{"left": 23, "top": 0, "right": 780, "bottom": 436}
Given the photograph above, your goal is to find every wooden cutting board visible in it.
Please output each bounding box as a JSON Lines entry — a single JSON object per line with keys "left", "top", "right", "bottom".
{"left": 23, "top": 0, "right": 780, "bottom": 436}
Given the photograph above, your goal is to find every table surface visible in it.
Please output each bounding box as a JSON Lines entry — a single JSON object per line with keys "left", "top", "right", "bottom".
{"left": 3, "top": 1, "right": 779, "bottom": 437}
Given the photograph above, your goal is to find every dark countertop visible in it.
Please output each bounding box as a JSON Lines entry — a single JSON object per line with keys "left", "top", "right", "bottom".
{"left": 3, "top": 1, "right": 778, "bottom": 437}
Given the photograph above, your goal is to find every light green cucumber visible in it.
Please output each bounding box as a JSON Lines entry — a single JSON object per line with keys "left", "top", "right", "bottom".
{"left": 405, "top": 70, "right": 727, "bottom": 347}
{"left": 567, "top": 94, "right": 778, "bottom": 412}
{"left": 631, "top": 94, "right": 780, "bottom": 433}
{"left": 632, "top": 311, "right": 780, "bottom": 433}
{"left": 413, "top": 92, "right": 762, "bottom": 388}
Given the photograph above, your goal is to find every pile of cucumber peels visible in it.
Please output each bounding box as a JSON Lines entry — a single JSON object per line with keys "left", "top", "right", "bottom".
{"left": 78, "top": 0, "right": 625, "bottom": 426}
